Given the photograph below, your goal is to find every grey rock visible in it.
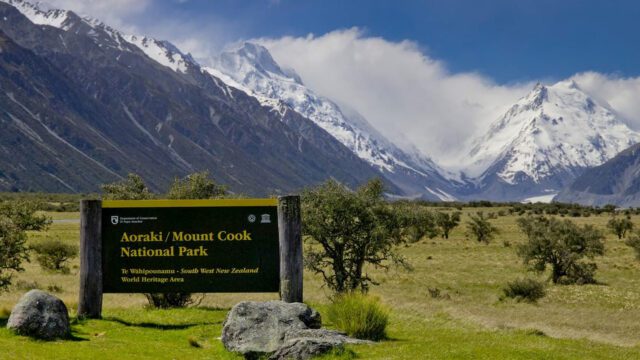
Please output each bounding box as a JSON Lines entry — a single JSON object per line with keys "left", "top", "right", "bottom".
{"left": 7, "top": 290, "right": 70, "bottom": 340}
{"left": 271, "top": 329, "right": 372, "bottom": 360}
{"left": 222, "top": 301, "right": 321, "bottom": 356}
{"left": 222, "top": 301, "right": 371, "bottom": 359}
{"left": 270, "top": 337, "right": 343, "bottom": 360}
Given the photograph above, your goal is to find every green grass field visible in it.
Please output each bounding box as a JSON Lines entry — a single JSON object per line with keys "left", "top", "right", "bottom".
{"left": 2, "top": 208, "right": 640, "bottom": 359}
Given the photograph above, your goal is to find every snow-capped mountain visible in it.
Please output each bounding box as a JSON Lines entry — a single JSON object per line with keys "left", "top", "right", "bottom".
{"left": 206, "top": 42, "right": 460, "bottom": 200}
{"left": 0, "top": 0, "right": 385, "bottom": 194}
{"left": 464, "top": 80, "right": 640, "bottom": 200}
{"left": 2, "top": 0, "right": 196, "bottom": 74}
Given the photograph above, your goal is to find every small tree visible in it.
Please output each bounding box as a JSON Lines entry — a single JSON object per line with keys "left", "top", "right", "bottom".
{"left": 31, "top": 238, "right": 78, "bottom": 273}
{"left": 466, "top": 212, "right": 498, "bottom": 244}
{"left": 517, "top": 216, "right": 604, "bottom": 284}
{"left": 167, "top": 171, "right": 227, "bottom": 199}
{"left": 0, "top": 200, "right": 51, "bottom": 290}
{"left": 435, "top": 211, "right": 461, "bottom": 239}
{"left": 101, "top": 173, "right": 153, "bottom": 200}
{"left": 0, "top": 217, "right": 28, "bottom": 290}
{"left": 607, "top": 216, "right": 633, "bottom": 239}
{"left": 302, "top": 179, "right": 409, "bottom": 293}
{"left": 0, "top": 200, "right": 51, "bottom": 231}
{"left": 400, "top": 204, "right": 438, "bottom": 243}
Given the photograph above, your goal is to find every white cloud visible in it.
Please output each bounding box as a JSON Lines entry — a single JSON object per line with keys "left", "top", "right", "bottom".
{"left": 571, "top": 72, "right": 640, "bottom": 130}
{"left": 258, "top": 29, "right": 534, "bottom": 165}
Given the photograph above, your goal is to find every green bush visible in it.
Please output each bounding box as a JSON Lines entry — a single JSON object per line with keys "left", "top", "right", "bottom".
{"left": 466, "top": 212, "right": 499, "bottom": 244}
{"left": 31, "top": 238, "right": 78, "bottom": 273}
{"left": 327, "top": 293, "right": 389, "bottom": 341}
{"left": 517, "top": 216, "right": 604, "bottom": 284}
{"left": 607, "top": 216, "right": 634, "bottom": 239}
{"left": 503, "top": 278, "right": 546, "bottom": 302}
{"left": 0, "top": 217, "right": 29, "bottom": 290}
{"left": 626, "top": 233, "right": 640, "bottom": 260}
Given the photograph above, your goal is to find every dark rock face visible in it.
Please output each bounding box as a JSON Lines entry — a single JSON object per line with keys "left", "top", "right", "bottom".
{"left": 556, "top": 144, "right": 640, "bottom": 207}
{"left": 222, "top": 301, "right": 370, "bottom": 359}
{"left": 0, "top": 2, "right": 383, "bottom": 195}
{"left": 7, "top": 290, "right": 70, "bottom": 340}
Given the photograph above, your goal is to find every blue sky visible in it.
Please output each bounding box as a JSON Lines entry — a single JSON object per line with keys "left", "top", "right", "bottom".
{"left": 135, "top": 0, "right": 640, "bottom": 83}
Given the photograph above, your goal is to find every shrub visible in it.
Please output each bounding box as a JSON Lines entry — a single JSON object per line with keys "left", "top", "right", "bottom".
{"left": 15, "top": 279, "right": 40, "bottom": 291}
{"left": 167, "top": 171, "right": 227, "bottom": 199}
{"left": 503, "top": 278, "right": 546, "bottom": 302}
{"left": 434, "top": 211, "right": 461, "bottom": 239}
{"left": 517, "top": 216, "right": 604, "bottom": 284}
{"left": 625, "top": 233, "right": 640, "bottom": 260}
{"left": 326, "top": 293, "right": 389, "bottom": 341}
{"left": 0, "top": 217, "right": 29, "bottom": 290}
{"left": 607, "top": 216, "right": 634, "bottom": 239}
{"left": 101, "top": 173, "right": 153, "bottom": 200}
{"left": 399, "top": 205, "right": 438, "bottom": 243}
{"left": 302, "top": 179, "right": 409, "bottom": 293}
{"left": 144, "top": 293, "right": 203, "bottom": 309}
{"left": 31, "top": 238, "right": 78, "bottom": 273}
{"left": 466, "top": 212, "right": 499, "bottom": 244}
{"left": 0, "top": 200, "right": 51, "bottom": 231}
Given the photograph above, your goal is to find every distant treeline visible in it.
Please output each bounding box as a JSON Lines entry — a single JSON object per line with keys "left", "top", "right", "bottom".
{"left": 0, "top": 190, "right": 636, "bottom": 216}
{"left": 0, "top": 192, "right": 94, "bottom": 212}
{"left": 393, "top": 199, "right": 636, "bottom": 217}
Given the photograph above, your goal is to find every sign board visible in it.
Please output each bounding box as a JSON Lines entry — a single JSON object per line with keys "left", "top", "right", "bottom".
{"left": 101, "top": 199, "right": 279, "bottom": 293}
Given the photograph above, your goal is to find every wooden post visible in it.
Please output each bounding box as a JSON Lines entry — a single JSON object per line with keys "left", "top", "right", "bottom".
{"left": 77, "top": 200, "right": 103, "bottom": 318}
{"left": 278, "top": 195, "right": 303, "bottom": 303}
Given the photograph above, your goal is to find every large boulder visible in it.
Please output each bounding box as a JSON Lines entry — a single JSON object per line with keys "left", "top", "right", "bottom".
{"left": 7, "top": 290, "right": 70, "bottom": 340}
{"left": 222, "top": 301, "right": 371, "bottom": 359}
{"left": 222, "top": 301, "right": 321, "bottom": 355}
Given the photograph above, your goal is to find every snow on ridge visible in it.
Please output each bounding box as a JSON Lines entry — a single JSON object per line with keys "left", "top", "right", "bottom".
{"left": 3, "top": 0, "right": 193, "bottom": 73}
{"left": 2, "top": 0, "right": 72, "bottom": 29}
{"left": 425, "top": 187, "right": 457, "bottom": 202}
{"left": 122, "top": 35, "right": 190, "bottom": 73}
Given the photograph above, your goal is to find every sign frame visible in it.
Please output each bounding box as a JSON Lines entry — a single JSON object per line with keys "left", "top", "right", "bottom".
{"left": 77, "top": 196, "right": 302, "bottom": 319}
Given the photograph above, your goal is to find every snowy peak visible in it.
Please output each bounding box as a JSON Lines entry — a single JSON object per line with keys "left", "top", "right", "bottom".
{"left": 2, "top": 0, "right": 194, "bottom": 73}
{"left": 467, "top": 79, "right": 640, "bottom": 187}
{"left": 2, "top": 0, "right": 73, "bottom": 29}
{"left": 208, "top": 41, "right": 458, "bottom": 198}
{"left": 218, "top": 42, "right": 303, "bottom": 85}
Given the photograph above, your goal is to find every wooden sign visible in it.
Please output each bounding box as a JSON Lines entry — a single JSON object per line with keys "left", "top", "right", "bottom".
{"left": 101, "top": 199, "right": 279, "bottom": 293}
{"left": 77, "top": 196, "right": 302, "bottom": 319}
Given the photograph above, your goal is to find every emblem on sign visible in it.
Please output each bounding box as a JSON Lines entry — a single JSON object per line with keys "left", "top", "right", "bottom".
{"left": 248, "top": 214, "right": 256, "bottom": 223}
{"left": 261, "top": 214, "right": 271, "bottom": 223}
{"left": 111, "top": 215, "right": 119, "bottom": 225}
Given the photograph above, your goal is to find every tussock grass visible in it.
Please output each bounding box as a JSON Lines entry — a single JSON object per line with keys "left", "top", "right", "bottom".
{"left": 326, "top": 293, "right": 389, "bottom": 341}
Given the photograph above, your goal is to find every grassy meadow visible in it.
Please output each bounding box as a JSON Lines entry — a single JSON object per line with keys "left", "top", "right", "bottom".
{"left": 1, "top": 206, "right": 640, "bottom": 359}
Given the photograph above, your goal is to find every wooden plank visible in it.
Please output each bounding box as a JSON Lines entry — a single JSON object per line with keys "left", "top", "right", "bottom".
{"left": 77, "top": 199, "right": 103, "bottom": 318}
{"left": 278, "top": 195, "right": 303, "bottom": 303}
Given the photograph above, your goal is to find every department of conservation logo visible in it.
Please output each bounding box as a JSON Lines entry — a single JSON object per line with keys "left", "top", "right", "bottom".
{"left": 111, "top": 216, "right": 119, "bottom": 225}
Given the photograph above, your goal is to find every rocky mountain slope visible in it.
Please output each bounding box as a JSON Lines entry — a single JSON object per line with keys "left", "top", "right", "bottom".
{"left": 206, "top": 42, "right": 460, "bottom": 200}
{"left": 462, "top": 80, "right": 640, "bottom": 201}
{"left": 0, "top": 0, "right": 384, "bottom": 194}
{"left": 555, "top": 143, "right": 640, "bottom": 207}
